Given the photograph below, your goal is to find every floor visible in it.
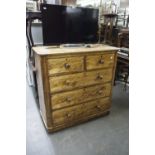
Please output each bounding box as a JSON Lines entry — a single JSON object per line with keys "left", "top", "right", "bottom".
{"left": 26, "top": 83, "right": 129, "bottom": 155}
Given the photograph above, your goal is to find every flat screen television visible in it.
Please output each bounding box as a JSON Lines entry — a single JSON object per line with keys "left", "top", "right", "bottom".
{"left": 40, "top": 4, "right": 99, "bottom": 45}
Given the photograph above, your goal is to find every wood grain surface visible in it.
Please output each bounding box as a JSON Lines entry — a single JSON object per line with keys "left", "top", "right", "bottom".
{"left": 51, "top": 83, "right": 111, "bottom": 110}
{"left": 34, "top": 45, "right": 118, "bottom": 132}
{"left": 32, "top": 44, "right": 119, "bottom": 55}
{"left": 47, "top": 56, "right": 84, "bottom": 75}
{"left": 52, "top": 97, "right": 110, "bottom": 125}
{"left": 86, "top": 53, "right": 115, "bottom": 70}
{"left": 49, "top": 68, "right": 113, "bottom": 93}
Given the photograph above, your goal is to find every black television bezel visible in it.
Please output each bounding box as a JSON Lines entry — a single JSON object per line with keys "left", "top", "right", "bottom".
{"left": 40, "top": 4, "right": 99, "bottom": 46}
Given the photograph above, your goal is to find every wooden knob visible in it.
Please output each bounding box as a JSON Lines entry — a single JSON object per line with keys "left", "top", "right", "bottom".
{"left": 98, "top": 90, "right": 103, "bottom": 94}
{"left": 65, "top": 80, "right": 71, "bottom": 85}
{"left": 98, "top": 59, "right": 104, "bottom": 64}
{"left": 96, "top": 105, "right": 102, "bottom": 110}
{"left": 66, "top": 97, "right": 72, "bottom": 102}
{"left": 66, "top": 113, "right": 72, "bottom": 118}
{"left": 97, "top": 75, "right": 103, "bottom": 80}
{"left": 64, "top": 63, "right": 70, "bottom": 69}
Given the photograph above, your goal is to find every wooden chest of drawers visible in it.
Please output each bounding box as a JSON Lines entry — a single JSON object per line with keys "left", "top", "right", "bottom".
{"left": 33, "top": 44, "right": 118, "bottom": 132}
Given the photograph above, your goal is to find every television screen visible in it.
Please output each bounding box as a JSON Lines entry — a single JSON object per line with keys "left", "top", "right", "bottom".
{"left": 41, "top": 4, "right": 99, "bottom": 45}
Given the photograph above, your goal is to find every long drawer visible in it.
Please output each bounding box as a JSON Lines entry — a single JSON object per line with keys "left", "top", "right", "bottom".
{"left": 49, "top": 68, "right": 113, "bottom": 93}
{"left": 86, "top": 53, "right": 115, "bottom": 70}
{"left": 52, "top": 97, "right": 111, "bottom": 125}
{"left": 51, "top": 83, "right": 112, "bottom": 110}
{"left": 83, "top": 97, "right": 111, "bottom": 116}
{"left": 47, "top": 56, "right": 84, "bottom": 75}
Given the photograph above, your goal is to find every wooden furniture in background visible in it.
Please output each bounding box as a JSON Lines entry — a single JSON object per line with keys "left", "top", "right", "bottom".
{"left": 115, "top": 28, "right": 129, "bottom": 90}
{"left": 62, "top": 0, "right": 76, "bottom": 5}
{"left": 26, "top": 11, "right": 42, "bottom": 98}
{"left": 33, "top": 44, "right": 118, "bottom": 132}
{"left": 115, "top": 8, "right": 129, "bottom": 28}
{"left": 103, "top": 13, "right": 117, "bottom": 45}
{"left": 115, "top": 51, "right": 129, "bottom": 90}
{"left": 117, "top": 29, "right": 129, "bottom": 48}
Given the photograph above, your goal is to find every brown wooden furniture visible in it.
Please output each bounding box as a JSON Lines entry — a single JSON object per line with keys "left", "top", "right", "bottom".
{"left": 115, "top": 51, "right": 129, "bottom": 90}
{"left": 62, "top": 0, "right": 76, "bottom": 5}
{"left": 32, "top": 44, "right": 118, "bottom": 132}
{"left": 115, "top": 29, "right": 129, "bottom": 90}
{"left": 117, "top": 29, "right": 129, "bottom": 48}
{"left": 103, "top": 13, "right": 118, "bottom": 45}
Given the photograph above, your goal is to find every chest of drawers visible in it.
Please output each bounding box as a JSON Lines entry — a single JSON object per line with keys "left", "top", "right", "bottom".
{"left": 33, "top": 44, "right": 118, "bottom": 132}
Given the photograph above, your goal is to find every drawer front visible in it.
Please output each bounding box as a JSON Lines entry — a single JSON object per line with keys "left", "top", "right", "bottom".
{"left": 49, "top": 68, "right": 113, "bottom": 93}
{"left": 51, "top": 83, "right": 112, "bottom": 110}
{"left": 52, "top": 97, "right": 110, "bottom": 125}
{"left": 86, "top": 53, "right": 115, "bottom": 70}
{"left": 52, "top": 104, "right": 84, "bottom": 125}
{"left": 47, "top": 56, "right": 84, "bottom": 75}
{"left": 83, "top": 97, "right": 111, "bottom": 116}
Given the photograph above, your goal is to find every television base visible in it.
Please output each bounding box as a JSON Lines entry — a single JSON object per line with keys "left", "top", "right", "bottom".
{"left": 60, "top": 44, "right": 86, "bottom": 48}
{"left": 45, "top": 44, "right": 103, "bottom": 49}
{"left": 60, "top": 43, "right": 103, "bottom": 48}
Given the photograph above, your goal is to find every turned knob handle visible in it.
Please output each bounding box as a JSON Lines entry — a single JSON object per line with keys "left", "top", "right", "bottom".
{"left": 64, "top": 63, "right": 70, "bottom": 69}
{"left": 66, "top": 113, "right": 72, "bottom": 118}
{"left": 66, "top": 97, "right": 72, "bottom": 102}
{"left": 98, "top": 90, "right": 103, "bottom": 95}
{"left": 96, "top": 105, "right": 102, "bottom": 110}
{"left": 97, "top": 74, "right": 103, "bottom": 80}
{"left": 98, "top": 59, "right": 104, "bottom": 64}
{"left": 65, "top": 80, "right": 71, "bottom": 85}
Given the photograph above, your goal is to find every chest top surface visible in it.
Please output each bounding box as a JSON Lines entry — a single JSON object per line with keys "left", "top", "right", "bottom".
{"left": 32, "top": 44, "right": 119, "bottom": 56}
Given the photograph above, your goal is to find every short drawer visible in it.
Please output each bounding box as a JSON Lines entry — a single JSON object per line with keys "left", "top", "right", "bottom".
{"left": 52, "top": 103, "right": 84, "bottom": 125}
{"left": 83, "top": 97, "right": 111, "bottom": 116}
{"left": 86, "top": 53, "right": 115, "bottom": 70}
{"left": 51, "top": 83, "right": 112, "bottom": 110}
{"left": 47, "top": 56, "right": 84, "bottom": 75}
{"left": 49, "top": 68, "right": 113, "bottom": 93}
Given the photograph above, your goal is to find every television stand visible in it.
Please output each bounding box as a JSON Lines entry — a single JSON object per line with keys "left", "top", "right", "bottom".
{"left": 32, "top": 45, "right": 118, "bottom": 132}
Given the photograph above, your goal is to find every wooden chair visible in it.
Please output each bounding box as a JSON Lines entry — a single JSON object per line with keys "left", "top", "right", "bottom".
{"left": 26, "top": 11, "right": 42, "bottom": 99}
{"left": 114, "top": 29, "right": 129, "bottom": 90}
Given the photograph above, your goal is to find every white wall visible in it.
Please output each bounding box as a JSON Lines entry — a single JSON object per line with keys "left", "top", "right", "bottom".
{"left": 45, "top": 0, "right": 61, "bottom": 4}
{"left": 76, "top": 0, "right": 121, "bottom": 7}
{"left": 31, "top": 23, "right": 43, "bottom": 45}
{"left": 77, "top": 0, "right": 101, "bottom": 6}
{"left": 120, "top": 0, "right": 129, "bottom": 8}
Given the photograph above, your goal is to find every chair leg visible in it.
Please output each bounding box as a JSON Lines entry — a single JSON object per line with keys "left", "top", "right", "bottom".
{"left": 114, "top": 78, "right": 116, "bottom": 86}
{"left": 123, "top": 82, "right": 127, "bottom": 91}
{"left": 123, "top": 73, "right": 129, "bottom": 91}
